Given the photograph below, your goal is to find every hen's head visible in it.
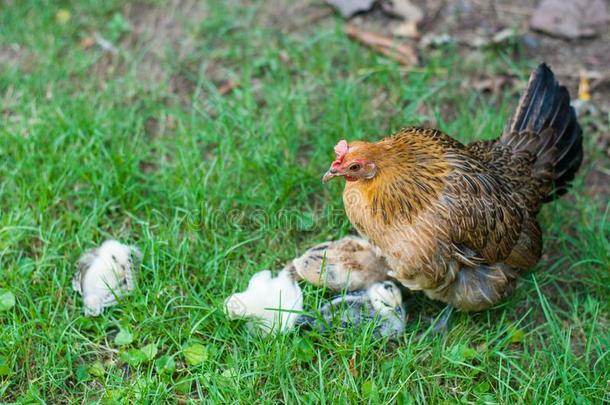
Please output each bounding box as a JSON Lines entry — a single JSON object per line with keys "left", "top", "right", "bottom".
{"left": 322, "top": 140, "right": 380, "bottom": 183}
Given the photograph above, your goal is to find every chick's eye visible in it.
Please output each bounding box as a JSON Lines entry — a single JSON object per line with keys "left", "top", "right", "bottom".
{"left": 348, "top": 163, "right": 361, "bottom": 171}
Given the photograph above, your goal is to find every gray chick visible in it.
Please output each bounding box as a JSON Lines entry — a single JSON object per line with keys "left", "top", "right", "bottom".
{"left": 295, "top": 281, "right": 406, "bottom": 339}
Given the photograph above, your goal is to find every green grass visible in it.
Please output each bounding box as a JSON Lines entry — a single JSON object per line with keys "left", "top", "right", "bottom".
{"left": 1, "top": 0, "right": 609, "bottom": 403}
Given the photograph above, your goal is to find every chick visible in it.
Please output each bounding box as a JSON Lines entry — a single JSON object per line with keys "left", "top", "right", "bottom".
{"left": 224, "top": 268, "right": 303, "bottom": 335}
{"left": 295, "top": 281, "right": 406, "bottom": 339}
{"left": 72, "top": 240, "right": 142, "bottom": 316}
{"left": 291, "top": 236, "right": 391, "bottom": 292}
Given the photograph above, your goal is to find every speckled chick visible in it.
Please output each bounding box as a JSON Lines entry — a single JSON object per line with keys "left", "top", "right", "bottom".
{"left": 290, "top": 236, "right": 392, "bottom": 292}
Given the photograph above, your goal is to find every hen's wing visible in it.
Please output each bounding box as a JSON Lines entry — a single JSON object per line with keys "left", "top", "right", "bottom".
{"left": 441, "top": 147, "right": 533, "bottom": 265}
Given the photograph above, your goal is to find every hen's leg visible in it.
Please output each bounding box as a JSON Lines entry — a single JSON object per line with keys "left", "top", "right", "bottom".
{"left": 417, "top": 304, "right": 454, "bottom": 339}
{"left": 430, "top": 304, "right": 454, "bottom": 334}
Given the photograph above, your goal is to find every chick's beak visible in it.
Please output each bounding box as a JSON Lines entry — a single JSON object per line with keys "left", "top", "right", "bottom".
{"left": 322, "top": 168, "right": 340, "bottom": 183}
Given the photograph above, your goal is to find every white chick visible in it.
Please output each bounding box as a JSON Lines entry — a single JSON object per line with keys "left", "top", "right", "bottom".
{"left": 72, "top": 240, "right": 142, "bottom": 316}
{"left": 291, "top": 236, "right": 392, "bottom": 291}
{"left": 224, "top": 268, "right": 303, "bottom": 335}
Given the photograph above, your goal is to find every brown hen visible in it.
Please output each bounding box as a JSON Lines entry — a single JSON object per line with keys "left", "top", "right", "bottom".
{"left": 323, "top": 64, "right": 583, "bottom": 313}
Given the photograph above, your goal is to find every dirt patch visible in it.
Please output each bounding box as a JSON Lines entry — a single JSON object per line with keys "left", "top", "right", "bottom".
{"left": 581, "top": 116, "right": 610, "bottom": 204}
{"left": 122, "top": 0, "right": 207, "bottom": 83}
{"left": 298, "top": 0, "right": 610, "bottom": 113}
{"left": 584, "top": 164, "right": 610, "bottom": 203}
{"left": 255, "top": 0, "right": 335, "bottom": 33}
{"left": 88, "top": 0, "right": 208, "bottom": 93}
{"left": 0, "top": 44, "right": 23, "bottom": 66}
{"left": 248, "top": 0, "right": 610, "bottom": 130}
{"left": 89, "top": 52, "right": 126, "bottom": 85}
{"left": 0, "top": 43, "right": 36, "bottom": 73}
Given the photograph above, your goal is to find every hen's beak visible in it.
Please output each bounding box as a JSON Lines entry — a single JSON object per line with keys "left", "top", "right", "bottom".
{"left": 322, "top": 168, "right": 340, "bottom": 183}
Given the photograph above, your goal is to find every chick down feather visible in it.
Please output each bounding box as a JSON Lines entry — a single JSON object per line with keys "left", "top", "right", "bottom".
{"left": 224, "top": 268, "right": 303, "bottom": 335}
{"left": 72, "top": 240, "right": 141, "bottom": 316}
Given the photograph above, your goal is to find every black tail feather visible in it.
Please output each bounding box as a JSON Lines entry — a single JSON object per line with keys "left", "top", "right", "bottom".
{"left": 500, "top": 63, "right": 583, "bottom": 202}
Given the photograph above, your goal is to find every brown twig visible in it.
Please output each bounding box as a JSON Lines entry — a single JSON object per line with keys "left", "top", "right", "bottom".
{"left": 344, "top": 24, "right": 419, "bottom": 66}
{"left": 217, "top": 80, "right": 238, "bottom": 96}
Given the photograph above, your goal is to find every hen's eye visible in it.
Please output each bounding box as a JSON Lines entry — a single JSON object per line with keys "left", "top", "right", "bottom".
{"left": 349, "top": 163, "right": 361, "bottom": 171}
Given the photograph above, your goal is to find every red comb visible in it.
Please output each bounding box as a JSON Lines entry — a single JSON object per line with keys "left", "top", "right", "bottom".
{"left": 331, "top": 140, "right": 349, "bottom": 168}
{"left": 334, "top": 140, "right": 348, "bottom": 159}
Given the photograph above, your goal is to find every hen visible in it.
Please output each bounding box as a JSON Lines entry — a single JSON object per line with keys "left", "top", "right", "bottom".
{"left": 323, "top": 64, "right": 583, "bottom": 316}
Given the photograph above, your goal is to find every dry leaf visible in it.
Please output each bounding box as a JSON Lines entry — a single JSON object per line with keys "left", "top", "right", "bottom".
{"left": 80, "top": 37, "right": 95, "bottom": 49}
{"left": 345, "top": 24, "right": 418, "bottom": 65}
{"left": 348, "top": 353, "right": 358, "bottom": 377}
{"left": 530, "top": 0, "right": 608, "bottom": 39}
{"left": 326, "top": 0, "right": 376, "bottom": 18}
{"left": 218, "top": 80, "right": 238, "bottom": 96}
{"left": 578, "top": 72, "right": 592, "bottom": 102}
